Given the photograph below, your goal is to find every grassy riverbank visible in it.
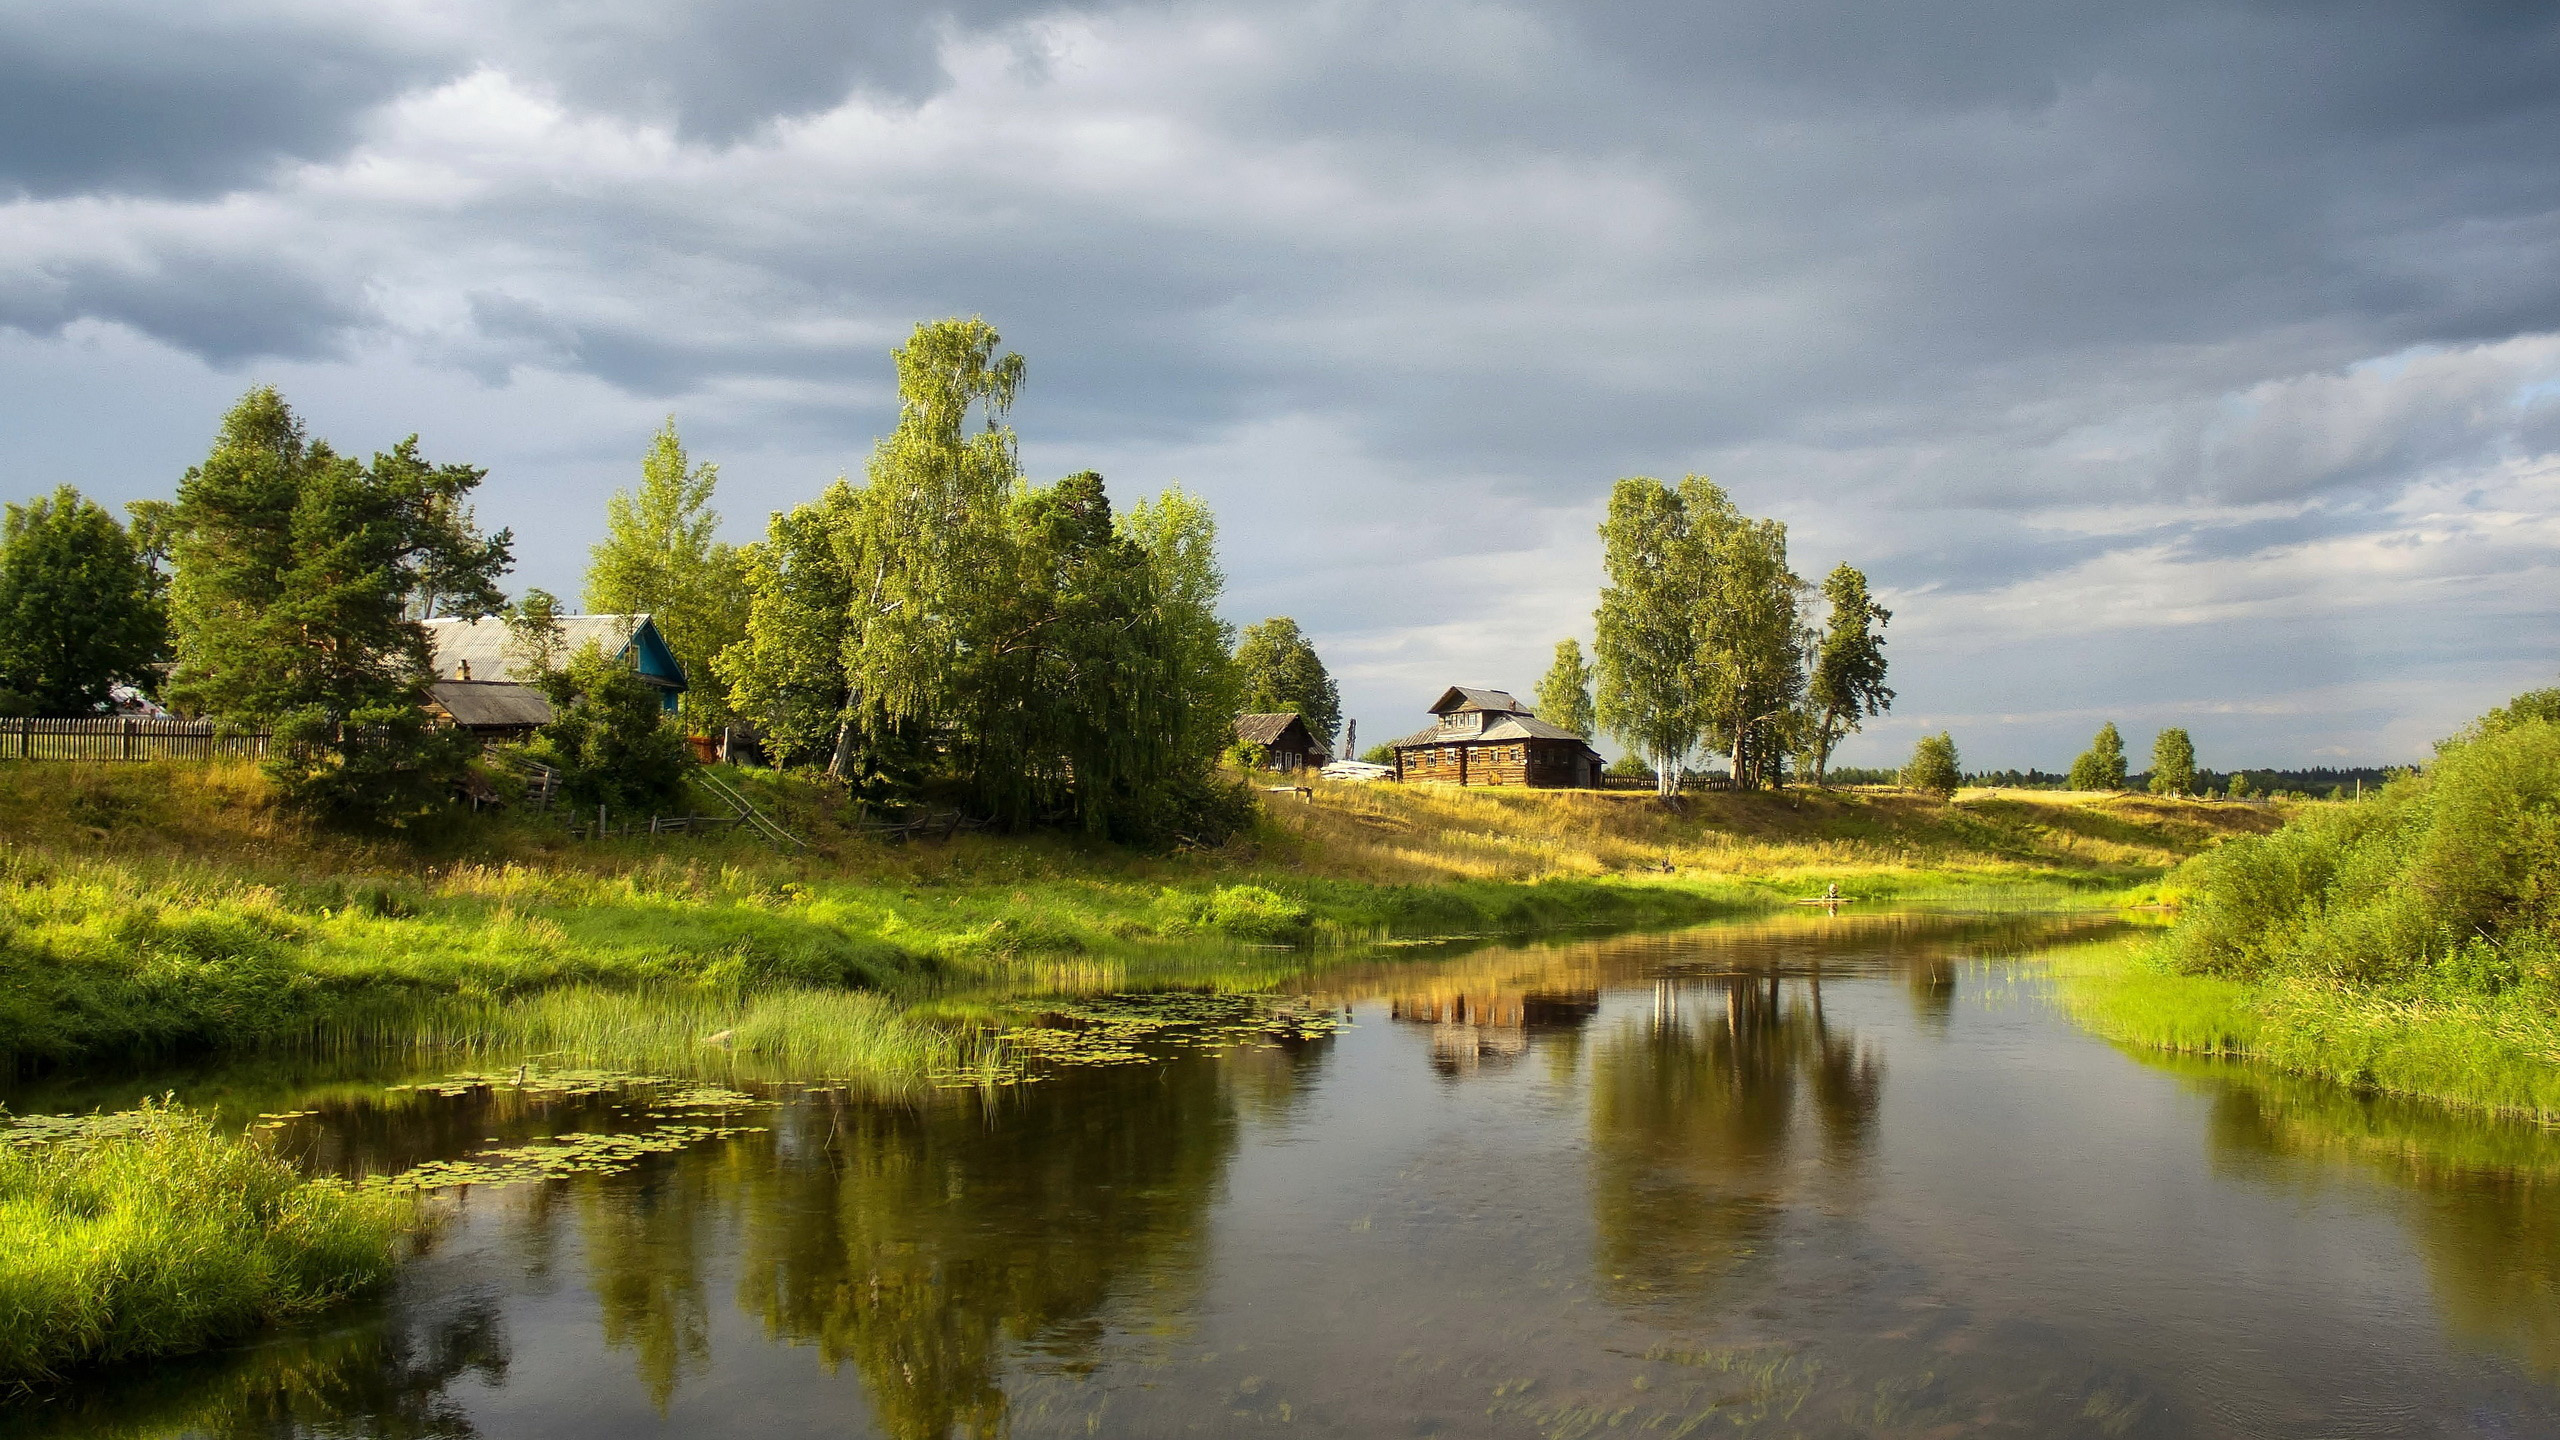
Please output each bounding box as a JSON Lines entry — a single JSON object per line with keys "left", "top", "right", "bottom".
{"left": 0, "top": 1102, "right": 411, "bottom": 1388}
{"left": 2047, "top": 701, "right": 2560, "bottom": 1120}
{"left": 0, "top": 759, "right": 2277, "bottom": 1081}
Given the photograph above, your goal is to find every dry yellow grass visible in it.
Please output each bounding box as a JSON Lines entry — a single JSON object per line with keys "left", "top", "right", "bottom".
{"left": 1252, "top": 779, "right": 2286, "bottom": 889}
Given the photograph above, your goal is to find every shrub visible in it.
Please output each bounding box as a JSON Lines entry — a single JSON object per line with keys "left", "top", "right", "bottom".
{"left": 1899, "top": 732, "right": 1961, "bottom": 797}
{"left": 529, "top": 641, "right": 694, "bottom": 815}
{"left": 0, "top": 1101, "right": 410, "bottom": 1385}
{"left": 2167, "top": 708, "right": 2560, "bottom": 991}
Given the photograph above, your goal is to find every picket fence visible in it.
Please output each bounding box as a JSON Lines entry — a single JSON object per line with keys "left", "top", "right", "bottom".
{"left": 1, "top": 717, "right": 270, "bottom": 762}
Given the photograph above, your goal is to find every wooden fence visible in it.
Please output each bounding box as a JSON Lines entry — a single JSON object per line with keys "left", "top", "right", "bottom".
{"left": 0, "top": 717, "right": 270, "bottom": 762}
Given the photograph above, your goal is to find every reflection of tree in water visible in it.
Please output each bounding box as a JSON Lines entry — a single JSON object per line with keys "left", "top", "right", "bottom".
{"left": 578, "top": 1158, "right": 722, "bottom": 1410}
{"left": 1590, "top": 973, "right": 1881, "bottom": 1306}
{"left": 723, "top": 1055, "right": 1241, "bottom": 1439}
{"left": 2194, "top": 1061, "right": 2560, "bottom": 1378}
{"left": 0, "top": 1292, "right": 506, "bottom": 1440}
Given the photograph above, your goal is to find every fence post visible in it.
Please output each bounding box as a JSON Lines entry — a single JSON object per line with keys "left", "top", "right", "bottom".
{"left": 122, "top": 717, "right": 135, "bottom": 761}
{"left": 17, "top": 717, "right": 27, "bottom": 760}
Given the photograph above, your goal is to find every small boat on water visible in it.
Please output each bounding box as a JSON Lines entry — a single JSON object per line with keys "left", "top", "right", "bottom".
{"left": 1792, "top": 894, "right": 1853, "bottom": 906}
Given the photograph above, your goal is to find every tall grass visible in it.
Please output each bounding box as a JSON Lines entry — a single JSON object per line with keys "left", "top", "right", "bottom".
{"left": 0, "top": 1100, "right": 412, "bottom": 1386}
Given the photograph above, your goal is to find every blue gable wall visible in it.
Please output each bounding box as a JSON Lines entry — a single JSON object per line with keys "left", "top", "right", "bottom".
{"left": 621, "top": 618, "right": 689, "bottom": 713}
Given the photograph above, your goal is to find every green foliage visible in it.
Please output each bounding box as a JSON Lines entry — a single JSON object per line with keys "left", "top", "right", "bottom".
{"left": 2068, "top": 722, "right": 2128, "bottom": 791}
{"left": 1234, "top": 616, "right": 1340, "bottom": 746}
{"left": 264, "top": 704, "right": 482, "bottom": 829}
{"left": 1535, "top": 638, "right": 1597, "bottom": 739}
{"left": 531, "top": 642, "right": 695, "bottom": 814}
{"left": 502, "top": 586, "right": 569, "bottom": 679}
{"left": 1157, "top": 884, "right": 1314, "bottom": 943}
{"left": 163, "top": 388, "right": 511, "bottom": 821}
{"left": 1359, "top": 742, "right": 1399, "bottom": 766}
{"left": 2148, "top": 727, "right": 2198, "bottom": 796}
{"left": 1899, "top": 732, "right": 1961, "bottom": 797}
{"left": 715, "top": 322, "right": 1245, "bottom": 845}
{"left": 584, "top": 419, "right": 748, "bottom": 732}
{"left": 1802, "top": 563, "right": 1892, "bottom": 784}
{"left": 1595, "top": 477, "right": 1703, "bottom": 797}
{"left": 0, "top": 486, "right": 168, "bottom": 716}
{"left": 1594, "top": 475, "right": 1819, "bottom": 795}
{"left": 0, "top": 1100, "right": 409, "bottom": 1385}
{"left": 2169, "top": 699, "right": 2560, "bottom": 994}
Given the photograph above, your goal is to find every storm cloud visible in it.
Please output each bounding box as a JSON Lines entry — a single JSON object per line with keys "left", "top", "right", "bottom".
{"left": 5, "top": 0, "right": 2558, "bottom": 767}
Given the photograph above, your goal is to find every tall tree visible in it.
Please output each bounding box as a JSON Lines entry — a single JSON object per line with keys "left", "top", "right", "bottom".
{"left": 1594, "top": 477, "right": 1701, "bottom": 798}
{"left": 1900, "top": 732, "right": 1961, "bottom": 798}
{"left": 0, "top": 486, "right": 168, "bottom": 715}
{"left": 1801, "top": 563, "right": 1892, "bottom": 786}
{"left": 2068, "top": 722, "right": 2128, "bottom": 791}
{"left": 1234, "top": 617, "right": 1340, "bottom": 747}
{"left": 165, "top": 387, "right": 512, "bottom": 823}
{"left": 2150, "top": 728, "right": 2198, "bottom": 796}
{"left": 586, "top": 419, "right": 749, "bottom": 732}
{"left": 1685, "top": 476, "right": 1805, "bottom": 791}
{"left": 718, "top": 481, "right": 865, "bottom": 771}
{"left": 1535, "top": 638, "right": 1596, "bottom": 738}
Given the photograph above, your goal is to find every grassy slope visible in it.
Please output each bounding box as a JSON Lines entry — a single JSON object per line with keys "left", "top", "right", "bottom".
{"left": 0, "top": 760, "right": 2279, "bottom": 1073}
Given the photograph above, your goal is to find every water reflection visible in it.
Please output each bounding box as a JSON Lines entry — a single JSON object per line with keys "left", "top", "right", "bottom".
{"left": 12, "top": 908, "right": 2560, "bottom": 1440}
{"left": 720, "top": 1056, "right": 1240, "bottom": 1438}
{"left": 1591, "top": 972, "right": 1883, "bottom": 1308}
{"left": 2167, "top": 1054, "right": 2560, "bottom": 1380}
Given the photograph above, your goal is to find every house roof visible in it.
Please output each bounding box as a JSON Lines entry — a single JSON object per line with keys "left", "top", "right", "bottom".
{"left": 1234, "top": 712, "right": 1318, "bottom": 747}
{"left": 1428, "top": 686, "right": 1530, "bottom": 716}
{"left": 1389, "top": 714, "right": 1601, "bottom": 751}
{"left": 419, "top": 614, "right": 688, "bottom": 690}
{"left": 428, "top": 680, "right": 554, "bottom": 729}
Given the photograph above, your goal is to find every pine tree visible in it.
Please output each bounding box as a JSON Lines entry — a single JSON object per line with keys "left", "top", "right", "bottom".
{"left": 2150, "top": 727, "right": 2198, "bottom": 796}
{"left": 1535, "top": 639, "right": 1596, "bottom": 738}
{"left": 165, "top": 387, "right": 512, "bottom": 823}
{"left": 1594, "top": 477, "right": 1701, "bottom": 797}
{"left": 1234, "top": 617, "right": 1340, "bottom": 746}
{"left": 0, "top": 486, "right": 168, "bottom": 715}
{"left": 1802, "top": 563, "right": 1892, "bottom": 785}
{"left": 585, "top": 419, "right": 748, "bottom": 732}
{"left": 1900, "top": 731, "right": 1961, "bottom": 797}
{"left": 2068, "top": 722, "right": 2128, "bottom": 791}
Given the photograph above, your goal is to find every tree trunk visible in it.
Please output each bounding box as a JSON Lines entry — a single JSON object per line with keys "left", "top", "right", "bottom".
{"left": 826, "top": 715, "right": 859, "bottom": 780}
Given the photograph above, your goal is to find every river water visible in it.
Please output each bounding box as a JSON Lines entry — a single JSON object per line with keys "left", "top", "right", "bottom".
{"left": 9, "top": 909, "right": 2559, "bottom": 1438}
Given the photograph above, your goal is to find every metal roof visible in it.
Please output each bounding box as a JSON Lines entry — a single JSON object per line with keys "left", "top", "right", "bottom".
{"left": 419, "top": 614, "right": 682, "bottom": 688}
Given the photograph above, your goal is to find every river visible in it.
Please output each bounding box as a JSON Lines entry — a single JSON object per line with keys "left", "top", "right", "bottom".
{"left": 7, "top": 908, "right": 2556, "bottom": 1438}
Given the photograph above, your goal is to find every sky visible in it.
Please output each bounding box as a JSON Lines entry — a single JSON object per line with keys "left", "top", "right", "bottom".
{"left": 5, "top": 1, "right": 2559, "bottom": 770}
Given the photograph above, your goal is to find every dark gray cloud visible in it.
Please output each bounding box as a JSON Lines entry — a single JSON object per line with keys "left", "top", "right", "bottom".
{"left": 0, "top": 7, "right": 448, "bottom": 199}
{"left": 4, "top": 0, "right": 2559, "bottom": 765}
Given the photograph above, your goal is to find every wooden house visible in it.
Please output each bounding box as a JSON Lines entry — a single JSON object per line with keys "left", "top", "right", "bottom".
{"left": 1389, "top": 686, "right": 1603, "bottom": 788}
{"left": 1233, "top": 712, "right": 1328, "bottom": 772}
{"left": 418, "top": 614, "right": 690, "bottom": 715}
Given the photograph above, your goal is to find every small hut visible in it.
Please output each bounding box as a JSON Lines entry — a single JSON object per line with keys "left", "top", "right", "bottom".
{"left": 1233, "top": 713, "right": 1328, "bottom": 773}
{"left": 425, "top": 679, "right": 553, "bottom": 741}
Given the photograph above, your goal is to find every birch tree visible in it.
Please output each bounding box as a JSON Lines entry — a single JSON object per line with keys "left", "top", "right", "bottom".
{"left": 585, "top": 419, "right": 748, "bottom": 731}
{"left": 1535, "top": 638, "right": 1596, "bottom": 738}
{"left": 1594, "top": 476, "right": 1700, "bottom": 797}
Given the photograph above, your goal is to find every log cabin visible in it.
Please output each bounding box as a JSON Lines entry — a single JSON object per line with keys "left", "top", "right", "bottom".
{"left": 1389, "top": 686, "right": 1604, "bottom": 788}
{"left": 1233, "top": 712, "right": 1329, "bottom": 772}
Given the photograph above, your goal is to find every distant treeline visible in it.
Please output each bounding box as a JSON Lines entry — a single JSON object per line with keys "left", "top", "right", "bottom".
{"left": 1816, "top": 764, "right": 2398, "bottom": 797}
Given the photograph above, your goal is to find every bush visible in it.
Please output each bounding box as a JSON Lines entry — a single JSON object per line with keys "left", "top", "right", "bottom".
{"left": 0, "top": 1101, "right": 410, "bottom": 1385}
{"left": 530, "top": 642, "right": 693, "bottom": 815}
{"left": 1155, "top": 884, "right": 1312, "bottom": 943}
{"left": 264, "top": 704, "right": 477, "bottom": 829}
{"left": 2167, "top": 708, "right": 2560, "bottom": 990}
{"left": 1899, "top": 732, "right": 1961, "bottom": 797}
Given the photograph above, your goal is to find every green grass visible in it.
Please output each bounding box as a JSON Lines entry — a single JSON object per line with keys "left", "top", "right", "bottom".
{"left": 0, "top": 1099, "right": 412, "bottom": 1388}
{"left": 2045, "top": 935, "right": 2560, "bottom": 1120}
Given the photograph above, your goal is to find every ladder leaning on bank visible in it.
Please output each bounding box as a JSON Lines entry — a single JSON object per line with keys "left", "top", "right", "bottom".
{"left": 693, "top": 770, "right": 808, "bottom": 850}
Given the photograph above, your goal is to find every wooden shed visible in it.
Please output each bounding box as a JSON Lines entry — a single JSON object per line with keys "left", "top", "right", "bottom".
{"left": 1234, "top": 713, "right": 1328, "bottom": 773}
{"left": 1389, "top": 686, "right": 1603, "bottom": 788}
